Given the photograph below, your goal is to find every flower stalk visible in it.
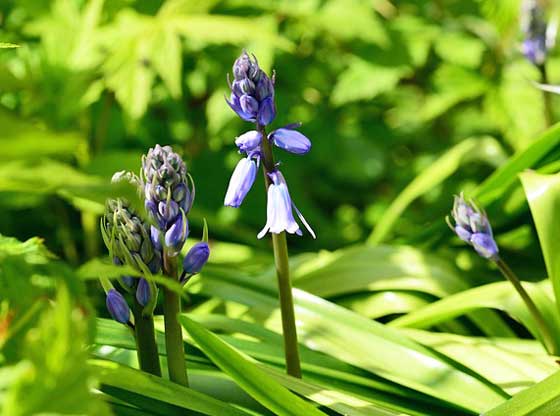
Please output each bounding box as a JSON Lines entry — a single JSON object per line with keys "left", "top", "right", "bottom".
{"left": 258, "top": 123, "right": 302, "bottom": 378}
{"left": 131, "top": 297, "right": 162, "bottom": 376}
{"left": 224, "top": 51, "right": 315, "bottom": 378}
{"left": 538, "top": 63, "right": 554, "bottom": 127}
{"left": 494, "top": 257, "right": 557, "bottom": 356}
{"left": 448, "top": 193, "right": 558, "bottom": 355}
{"left": 162, "top": 251, "right": 189, "bottom": 386}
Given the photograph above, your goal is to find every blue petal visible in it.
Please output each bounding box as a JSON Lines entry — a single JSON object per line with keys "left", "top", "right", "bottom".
{"left": 106, "top": 289, "right": 130, "bottom": 324}
{"left": 270, "top": 128, "right": 311, "bottom": 155}
{"left": 235, "top": 130, "right": 262, "bottom": 153}
{"left": 136, "top": 278, "right": 151, "bottom": 306}
{"left": 257, "top": 97, "right": 276, "bottom": 126}
{"left": 224, "top": 158, "right": 257, "bottom": 208}
{"left": 471, "top": 233, "right": 499, "bottom": 259}
{"left": 182, "top": 242, "right": 210, "bottom": 275}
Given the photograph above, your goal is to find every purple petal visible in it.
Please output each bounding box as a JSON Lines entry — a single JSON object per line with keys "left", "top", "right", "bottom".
{"left": 454, "top": 225, "right": 472, "bottom": 243}
{"left": 106, "top": 289, "right": 130, "bottom": 324}
{"left": 182, "top": 242, "right": 210, "bottom": 275}
{"left": 224, "top": 158, "right": 257, "bottom": 208}
{"left": 257, "top": 97, "right": 276, "bottom": 126}
{"left": 471, "top": 233, "right": 499, "bottom": 259}
{"left": 235, "top": 130, "right": 262, "bottom": 153}
{"left": 136, "top": 278, "right": 151, "bottom": 306}
{"left": 269, "top": 128, "right": 311, "bottom": 155}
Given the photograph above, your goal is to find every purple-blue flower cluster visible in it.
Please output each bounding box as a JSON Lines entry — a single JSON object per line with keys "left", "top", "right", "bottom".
{"left": 520, "top": 0, "right": 556, "bottom": 65}
{"left": 103, "top": 147, "right": 210, "bottom": 326}
{"left": 142, "top": 145, "right": 192, "bottom": 257}
{"left": 227, "top": 51, "right": 276, "bottom": 126}
{"left": 447, "top": 194, "right": 499, "bottom": 260}
{"left": 224, "top": 51, "right": 315, "bottom": 239}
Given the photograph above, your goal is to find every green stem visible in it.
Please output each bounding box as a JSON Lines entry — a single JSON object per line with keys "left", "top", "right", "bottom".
{"left": 258, "top": 123, "right": 302, "bottom": 378}
{"left": 539, "top": 63, "right": 554, "bottom": 128}
{"left": 495, "top": 257, "right": 558, "bottom": 355}
{"left": 162, "top": 252, "right": 189, "bottom": 386}
{"left": 131, "top": 299, "right": 162, "bottom": 376}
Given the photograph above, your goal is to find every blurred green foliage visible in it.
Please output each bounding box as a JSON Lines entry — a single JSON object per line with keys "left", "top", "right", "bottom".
{"left": 1, "top": 0, "right": 556, "bottom": 256}
{"left": 3, "top": 0, "right": 560, "bottom": 415}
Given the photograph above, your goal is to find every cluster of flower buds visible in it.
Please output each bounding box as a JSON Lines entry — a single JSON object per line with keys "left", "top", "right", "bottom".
{"left": 521, "top": 0, "right": 557, "bottom": 66}
{"left": 224, "top": 51, "right": 315, "bottom": 239}
{"left": 101, "top": 198, "right": 161, "bottom": 312}
{"left": 142, "top": 144, "right": 193, "bottom": 257}
{"left": 227, "top": 51, "right": 276, "bottom": 126}
{"left": 447, "top": 194, "right": 499, "bottom": 260}
{"left": 104, "top": 147, "right": 210, "bottom": 325}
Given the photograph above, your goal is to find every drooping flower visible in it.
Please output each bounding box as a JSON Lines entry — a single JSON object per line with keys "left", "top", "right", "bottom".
{"left": 106, "top": 289, "right": 131, "bottom": 325}
{"left": 224, "top": 157, "right": 258, "bottom": 208}
{"left": 181, "top": 242, "right": 210, "bottom": 283}
{"left": 520, "top": 0, "right": 556, "bottom": 65}
{"left": 142, "top": 145, "right": 192, "bottom": 256}
{"left": 447, "top": 193, "right": 499, "bottom": 260}
{"left": 227, "top": 51, "right": 276, "bottom": 126}
{"left": 258, "top": 170, "right": 315, "bottom": 239}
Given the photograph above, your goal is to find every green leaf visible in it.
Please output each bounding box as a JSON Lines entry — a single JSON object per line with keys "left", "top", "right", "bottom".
{"left": 484, "top": 370, "right": 560, "bottom": 416}
{"left": 3, "top": 286, "right": 110, "bottom": 416}
{"left": 91, "top": 359, "right": 252, "bottom": 416}
{"left": 434, "top": 32, "right": 486, "bottom": 68}
{"left": 475, "top": 123, "right": 560, "bottom": 205}
{"left": 317, "top": 0, "right": 388, "bottom": 46}
{"left": 191, "top": 271, "right": 510, "bottom": 413}
{"left": 368, "top": 136, "right": 505, "bottom": 244}
{"left": 403, "top": 329, "right": 557, "bottom": 397}
{"left": 179, "top": 315, "right": 327, "bottom": 416}
{"left": 391, "top": 281, "right": 560, "bottom": 354}
{"left": 331, "top": 58, "right": 410, "bottom": 106}
{"left": 0, "top": 110, "right": 83, "bottom": 161}
{"left": 520, "top": 171, "right": 560, "bottom": 319}
{"left": 0, "top": 43, "right": 19, "bottom": 48}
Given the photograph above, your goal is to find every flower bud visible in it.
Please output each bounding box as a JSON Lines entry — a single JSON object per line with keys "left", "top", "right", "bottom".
{"left": 106, "top": 289, "right": 131, "bottom": 324}
{"left": 142, "top": 145, "right": 192, "bottom": 256}
{"left": 269, "top": 127, "right": 312, "bottom": 155}
{"left": 182, "top": 242, "right": 210, "bottom": 275}
{"left": 136, "top": 278, "right": 151, "bottom": 307}
{"left": 165, "top": 214, "right": 189, "bottom": 256}
{"left": 101, "top": 199, "right": 160, "bottom": 275}
{"left": 448, "top": 194, "right": 499, "bottom": 260}
{"left": 235, "top": 130, "right": 262, "bottom": 153}
{"left": 226, "top": 51, "right": 276, "bottom": 125}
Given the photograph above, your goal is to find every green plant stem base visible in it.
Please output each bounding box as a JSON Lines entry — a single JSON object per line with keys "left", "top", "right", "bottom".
{"left": 163, "top": 252, "right": 189, "bottom": 386}
{"left": 132, "top": 299, "right": 162, "bottom": 377}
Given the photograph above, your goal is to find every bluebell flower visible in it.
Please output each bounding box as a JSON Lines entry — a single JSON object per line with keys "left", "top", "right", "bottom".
{"left": 224, "top": 157, "right": 258, "bottom": 208}
{"left": 181, "top": 242, "right": 210, "bottom": 283}
{"left": 447, "top": 194, "right": 499, "bottom": 260}
{"left": 258, "top": 170, "right": 315, "bottom": 239}
{"left": 269, "top": 124, "right": 312, "bottom": 155}
{"left": 142, "top": 145, "right": 192, "bottom": 256}
{"left": 520, "top": 0, "right": 556, "bottom": 66}
{"left": 136, "top": 278, "right": 151, "bottom": 307}
{"left": 106, "top": 289, "right": 131, "bottom": 325}
{"left": 226, "top": 51, "right": 276, "bottom": 125}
